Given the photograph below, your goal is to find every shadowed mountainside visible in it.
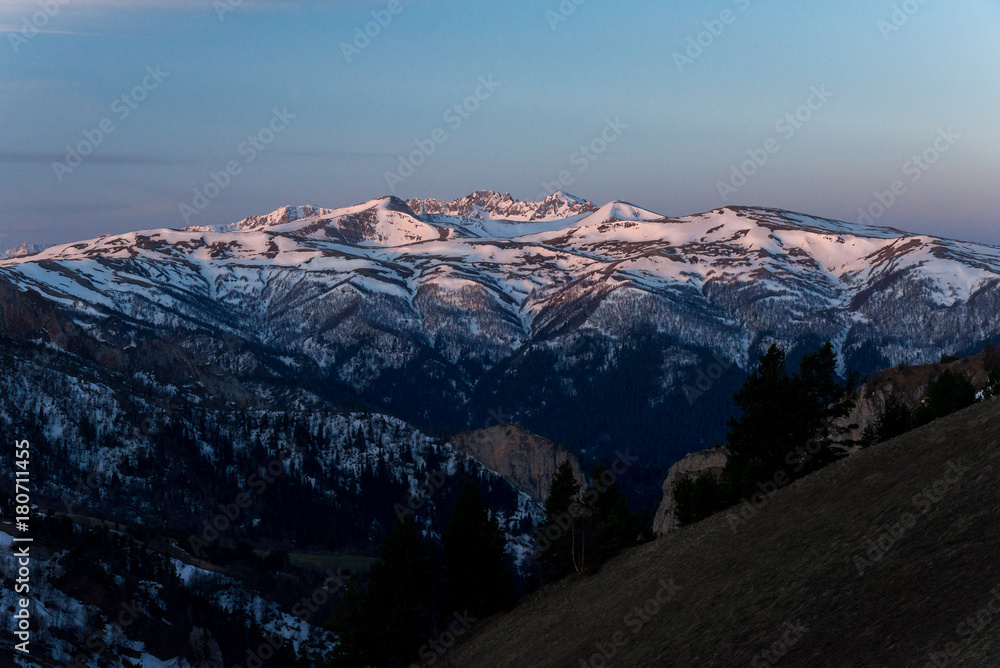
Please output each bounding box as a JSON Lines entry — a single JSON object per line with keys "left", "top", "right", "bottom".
{"left": 439, "top": 397, "right": 1000, "bottom": 667}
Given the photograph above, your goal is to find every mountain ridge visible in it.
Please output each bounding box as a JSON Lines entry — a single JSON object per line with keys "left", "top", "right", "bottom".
{"left": 3, "top": 191, "right": 1000, "bottom": 479}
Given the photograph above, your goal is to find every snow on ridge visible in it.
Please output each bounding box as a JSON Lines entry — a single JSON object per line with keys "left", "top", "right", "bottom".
{"left": 577, "top": 200, "right": 665, "bottom": 226}
{"left": 4, "top": 193, "right": 1000, "bottom": 314}
{"left": 1, "top": 242, "right": 52, "bottom": 259}
{"left": 407, "top": 189, "right": 596, "bottom": 223}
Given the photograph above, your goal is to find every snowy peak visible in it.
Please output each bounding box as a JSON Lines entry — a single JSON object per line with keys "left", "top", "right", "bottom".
{"left": 221, "top": 205, "right": 335, "bottom": 232}
{"left": 407, "top": 190, "right": 596, "bottom": 222}
{"left": 258, "top": 196, "right": 439, "bottom": 246}
{"left": 1, "top": 242, "right": 51, "bottom": 259}
{"left": 578, "top": 201, "right": 665, "bottom": 226}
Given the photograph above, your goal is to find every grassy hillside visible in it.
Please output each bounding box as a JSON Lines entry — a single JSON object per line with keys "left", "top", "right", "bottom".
{"left": 440, "top": 397, "right": 1000, "bottom": 667}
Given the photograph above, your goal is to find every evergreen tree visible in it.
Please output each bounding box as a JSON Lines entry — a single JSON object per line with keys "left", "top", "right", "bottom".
{"left": 443, "top": 481, "right": 516, "bottom": 617}
{"left": 915, "top": 369, "right": 977, "bottom": 425}
{"left": 675, "top": 471, "right": 724, "bottom": 527}
{"left": 724, "top": 344, "right": 794, "bottom": 499}
{"left": 589, "top": 464, "right": 637, "bottom": 563}
{"left": 983, "top": 361, "right": 1000, "bottom": 400}
{"left": 535, "top": 461, "right": 581, "bottom": 581}
{"left": 326, "top": 516, "right": 443, "bottom": 668}
{"left": 875, "top": 394, "right": 914, "bottom": 443}
{"left": 721, "top": 341, "right": 856, "bottom": 504}
{"left": 790, "top": 341, "right": 858, "bottom": 471}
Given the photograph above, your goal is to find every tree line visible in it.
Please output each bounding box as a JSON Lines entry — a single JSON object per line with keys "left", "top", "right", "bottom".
{"left": 676, "top": 343, "right": 996, "bottom": 526}
{"left": 324, "top": 458, "right": 648, "bottom": 666}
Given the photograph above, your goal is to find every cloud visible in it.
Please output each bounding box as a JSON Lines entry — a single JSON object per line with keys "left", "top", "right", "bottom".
{"left": 0, "top": 0, "right": 363, "bottom": 10}
{"left": 0, "top": 151, "right": 196, "bottom": 166}
{"left": 0, "top": 25, "right": 95, "bottom": 35}
{"left": 276, "top": 149, "right": 399, "bottom": 160}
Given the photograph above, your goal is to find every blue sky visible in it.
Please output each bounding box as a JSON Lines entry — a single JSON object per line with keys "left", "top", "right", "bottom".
{"left": 2, "top": 0, "right": 999, "bottom": 248}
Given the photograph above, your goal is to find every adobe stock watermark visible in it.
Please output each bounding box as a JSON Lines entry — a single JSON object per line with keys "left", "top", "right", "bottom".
{"left": 341, "top": 0, "right": 409, "bottom": 63}
{"left": 545, "top": 0, "right": 587, "bottom": 32}
{"left": 414, "top": 610, "right": 478, "bottom": 666}
{"left": 682, "top": 353, "right": 734, "bottom": 405}
{"left": 214, "top": 0, "right": 243, "bottom": 21}
{"left": 185, "top": 447, "right": 303, "bottom": 558}
{"left": 394, "top": 466, "right": 449, "bottom": 522}
{"left": 7, "top": 0, "right": 71, "bottom": 54}
{"left": 61, "top": 470, "right": 108, "bottom": 514}
{"left": 750, "top": 621, "right": 809, "bottom": 668}
{"left": 51, "top": 65, "right": 171, "bottom": 183}
{"left": 878, "top": 0, "right": 932, "bottom": 40}
{"left": 673, "top": 0, "right": 752, "bottom": 73}
{"left": 535, "top": 117, "right": 628, "bottom": 201}
{"left": 232, "top": 633, "right": 289, "bottom": 668}
{"left": 726, "top": 437, "right": 837, "bottom": 535}
{"left": 716, "top": 85, "right": 833, "bottom": 202}
{"left": 179, "top": 107, "right": 295, "bottom": 225}
{"left": 384, "top": 75, "right": 501, "bottom": 192}
{"left": 923, "top": 585, "right": 1000, "bottom": 668}
{"left": 291, "top": 568, "right": 348, "bottom": 623}
{"left": 577, "top": 577, "right": 682, "bottom": 668}
{"left": 70, "top": 598, "right": 145, "bottom": 667}
{"left": 855, "top": 127, "right": 959, "bottom": 227}
{"left": 236, "top": 568, "right": 348, "bottom": 668}
{"left": 852, "top": 458, "right": 968, "bottom": 577}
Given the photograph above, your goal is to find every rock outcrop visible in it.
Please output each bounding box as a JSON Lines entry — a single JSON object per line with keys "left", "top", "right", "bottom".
{"left": 450, "top": 423, "right": 586, "bottom": 502}
{"left": 652, "top": 446, "right": 730, "bottom": 535}
{"left": 843, "top": 346, "right": 999, "bottom": 442}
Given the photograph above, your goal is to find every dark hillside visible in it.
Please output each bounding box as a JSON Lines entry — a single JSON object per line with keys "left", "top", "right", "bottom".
{"left": 442, "top": 397, "right": 1000, "bottom": 667}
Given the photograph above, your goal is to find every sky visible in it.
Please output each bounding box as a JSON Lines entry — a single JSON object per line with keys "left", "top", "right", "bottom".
{"left": 1, "top": 0, "right": 999, "bottom": 248}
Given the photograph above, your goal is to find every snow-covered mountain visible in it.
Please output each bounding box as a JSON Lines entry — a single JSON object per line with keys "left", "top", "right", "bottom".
{"left": 407, "top": 189, "right": 595, "bottom": 223}
{"left": 0, "top": 241, "right": 50, "bottom": 258}
{"left": 3, "top": 191, "right": 1000, "bottom": 468}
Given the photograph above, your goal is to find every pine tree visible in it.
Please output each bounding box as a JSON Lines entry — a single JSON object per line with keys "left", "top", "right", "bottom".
{"left": 789, "top": 341, "right": 858, "bottom": 471}
{"left": 874, "top": 394, "right": 915, "bottom": 444}
{"left": 326, "top": 516, "right": 443, "bottom": 668}
{"left": 535, "top": 460, "right": 581, "bottom": 581}
{"left": 443, "top": 481, "right": 516, "bottom": 617}
{"left": 725, "top": 344, "right": 793, "bottom": 498}
{"left": 985, "top": 362, "right": 1000, "bottom": 400}
{"left": 589, "top": 464, "right": 637, "bottom": 563}
{"left": 675, "top": 471, "right": 724, "bottom": 527}
{"left": 915, "top": 369, "right": 977, "bottom": 425}
{"left": 723, "top": 341, "right": 856, "bottom": 500}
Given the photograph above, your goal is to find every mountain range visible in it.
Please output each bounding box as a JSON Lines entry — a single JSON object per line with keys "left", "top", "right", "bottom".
{"left": 3, "top": 190, "right": 999, "bottom": 480}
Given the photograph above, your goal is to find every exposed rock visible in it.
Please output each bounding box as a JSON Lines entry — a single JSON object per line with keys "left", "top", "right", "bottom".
{"left": 0, "top": 242, "right": 50, "bottom": 259}
{"left": 842, "top": 346, "right": 1000, "bottom": 442}
{"left": 183, "top": 627, "right": 225, "bottom": 668}
{"left": 652, "top": 446, "right": 729, "bottom": 535}
{"left": 451, "top": 423, "right": 586, "bottom": 502}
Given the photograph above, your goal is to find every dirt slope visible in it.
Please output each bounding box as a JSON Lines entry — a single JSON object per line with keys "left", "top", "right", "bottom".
{"left": 440, "top": 398, "right": 1000, "bottom": 667}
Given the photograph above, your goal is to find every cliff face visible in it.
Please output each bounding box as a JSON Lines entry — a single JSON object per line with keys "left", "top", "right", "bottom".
{"left": 844, "top": 346, "right": 1000, "bottom": 441}
{"left": 651, "top": 348, "right": 999, "bottom": 536}
{"left": 652, "top": 446, "right": 730, "bottom": 535}
{"left": 450, "top": 424, "right": 586, "bottom": 503}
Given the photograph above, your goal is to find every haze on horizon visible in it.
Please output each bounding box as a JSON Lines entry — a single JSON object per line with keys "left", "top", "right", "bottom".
{"left": 1, "top": 0, "right": 999, "bottom": 249}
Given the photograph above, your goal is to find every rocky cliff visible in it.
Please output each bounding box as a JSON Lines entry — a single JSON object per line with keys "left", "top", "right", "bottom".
{"left": 844, "top": 346, "right": 1000, "bottom": 441}
{"left": 652, "top": 446, "right": 730, "bottom": 535}
{"left": 450, "top": 423, "right": 587, "bottom": 502}
{"left": 652, "top": 347, "right": 999, "bottom": 536}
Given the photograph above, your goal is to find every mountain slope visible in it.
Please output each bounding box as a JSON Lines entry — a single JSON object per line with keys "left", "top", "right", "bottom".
{"left": 3, "top": 192, "right": 1000, "bottom": 478}
{"left": 0, "top": 278, "right": 542, "bottom": 564}
{"left": 439, "top": 397, "right": 1000, "bottom": 667}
